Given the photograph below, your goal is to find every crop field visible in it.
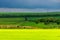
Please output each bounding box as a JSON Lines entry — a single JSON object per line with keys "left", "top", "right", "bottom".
{"left": 0, "top": 12, "right": 60, "bottom": 29}
{"left": 0, "top": 29, "right": 60, "bottom": 40}
{"left": 0, "top": 17, "right": 60, "bottom": 29}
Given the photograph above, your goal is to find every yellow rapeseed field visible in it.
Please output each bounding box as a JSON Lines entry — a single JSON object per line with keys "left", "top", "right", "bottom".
{"left": 0, "top": 29, "right": 60, "bottom": 40}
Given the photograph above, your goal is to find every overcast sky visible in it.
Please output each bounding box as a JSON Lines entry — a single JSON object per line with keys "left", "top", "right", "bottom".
{"left": 0, "top": 0, "right": 60, "bottom": 12}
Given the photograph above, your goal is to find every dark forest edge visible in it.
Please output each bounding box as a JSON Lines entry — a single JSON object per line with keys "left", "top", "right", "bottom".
{"left": 0, "top": 12, "right": 60, "bottom": 17}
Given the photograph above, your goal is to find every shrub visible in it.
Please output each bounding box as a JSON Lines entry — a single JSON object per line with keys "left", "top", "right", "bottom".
{"left": 44, "top": 22, "right": 49, "bottom": 25}
{"left": 37, "top": 17, "right": 57, "bottom": 23}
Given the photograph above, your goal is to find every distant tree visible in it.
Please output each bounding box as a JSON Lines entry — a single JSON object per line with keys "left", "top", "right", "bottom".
{"left": 57, "top": 22, "right": 60, "bottom": 25}
{"left": 44, "top": 22, "right": 49, "bottom": 25}
{"left": 56, "top": 19, "right": 60, "bottom": 25}
{"left": 35, "top": 21, "right": 39, "bottom": 24}
{"left": 24, "top": 17, "right": 28, "bottom": 21}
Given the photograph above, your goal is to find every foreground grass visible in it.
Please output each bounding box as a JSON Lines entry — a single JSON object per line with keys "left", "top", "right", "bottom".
{"left": 0, "top": 29, "right": 60, "bottom": 40}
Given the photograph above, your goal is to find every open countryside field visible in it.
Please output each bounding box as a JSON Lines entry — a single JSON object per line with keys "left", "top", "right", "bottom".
{"left": 0, "top": 12, "right": 60, "bottom": 29}
{"left": 0, "top": 29, "right": 60, "bottom": 40}
{"left": 0, "top": 18, "right": 60, "bottom": 29}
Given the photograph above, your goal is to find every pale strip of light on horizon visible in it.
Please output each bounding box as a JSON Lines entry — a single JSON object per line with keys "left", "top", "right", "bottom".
{"left": 0, "top": 8, "right": 60, "bottom": 12}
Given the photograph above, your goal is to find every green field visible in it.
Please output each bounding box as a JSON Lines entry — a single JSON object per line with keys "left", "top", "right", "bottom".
{"left": 0, "top": 29, "right": 60, "bottom": 40}
{"left": 0, "top": 12, "right": 60, "bottom": 29}
{"left": 0, "top": 18, "right": 60, "bottom": 29}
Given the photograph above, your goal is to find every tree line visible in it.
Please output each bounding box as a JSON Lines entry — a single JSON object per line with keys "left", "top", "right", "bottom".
{"left": 35, "top": 17, "right": 60, "bottom": 25}
{"left": 0, "top": 13, "right": 60, "bottom": 18}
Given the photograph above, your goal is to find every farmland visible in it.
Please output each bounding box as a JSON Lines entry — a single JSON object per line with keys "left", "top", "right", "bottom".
{"left": 0, "top": 12, "right": 60, "bottom": 29}
{"left": 0, "top": 29, "right": 60, "bottom": 40}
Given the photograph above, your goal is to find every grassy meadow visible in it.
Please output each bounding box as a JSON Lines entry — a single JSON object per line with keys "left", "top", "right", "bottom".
{"left": 0, "top": 12, "right": 59, "bottom": 29}
{"left": 0, "top": 18, "right": 60, "bottom": 29}
{"left": 0, "top": 29, "right": 60, "bottom": 40}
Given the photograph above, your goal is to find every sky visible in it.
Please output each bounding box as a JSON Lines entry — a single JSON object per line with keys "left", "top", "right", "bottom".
{"left": 0, "top": 0, "right": 60, "bottom": 12}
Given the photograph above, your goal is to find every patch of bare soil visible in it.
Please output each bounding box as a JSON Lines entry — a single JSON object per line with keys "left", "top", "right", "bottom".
{"left": 0, "top": 25, "right": 39, "bottom": 29}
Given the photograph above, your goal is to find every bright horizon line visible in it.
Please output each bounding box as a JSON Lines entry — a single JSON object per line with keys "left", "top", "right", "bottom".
{"left": 0, "top": 8, "right": 60, "bottom": 12}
